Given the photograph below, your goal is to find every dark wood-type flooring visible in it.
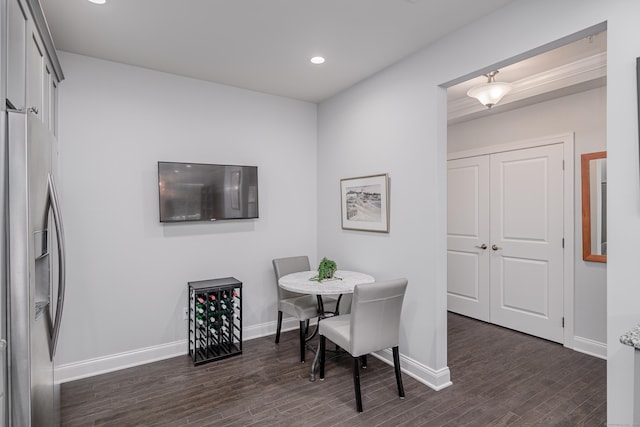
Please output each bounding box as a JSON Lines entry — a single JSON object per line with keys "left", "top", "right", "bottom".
{"left": 61, "top": 313, "right": 606, "bottom": 426}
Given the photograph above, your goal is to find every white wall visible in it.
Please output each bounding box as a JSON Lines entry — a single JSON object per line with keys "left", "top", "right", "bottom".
{"left": 318, "top": 1, "right": 640, "bottom": 423}
{"left": 605, "top": 3, "right": 640, "bottom": 423}
{"left": 53, "top": 1, "right": 640, "bottom": 422}
{"left": 55, "top": 52, "right": 319, "bottom": 378}
{"left": 318, "top": 45, "right": 453, "bottom": 389}
{"left": 448, "top": 87, "right": 607, "bottom": 354}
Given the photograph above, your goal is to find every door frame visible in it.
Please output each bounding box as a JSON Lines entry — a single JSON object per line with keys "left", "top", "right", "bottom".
{"left": 447, "top": 132, "right": 575, "bottom": 349}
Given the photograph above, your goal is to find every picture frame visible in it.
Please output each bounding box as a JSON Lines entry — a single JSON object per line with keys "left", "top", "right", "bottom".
{"left": 340, "top": 173, "right": 389, "bottom": 233}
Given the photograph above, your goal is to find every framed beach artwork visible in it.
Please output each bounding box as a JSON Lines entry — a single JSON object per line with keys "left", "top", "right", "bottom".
{"left": 340, "top": 173, "right": 389, "bottom": 233}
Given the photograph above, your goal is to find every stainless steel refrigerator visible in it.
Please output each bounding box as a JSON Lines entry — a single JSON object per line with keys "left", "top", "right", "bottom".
{"left": 2, "top": 109, "right": 66, "bottom": 426}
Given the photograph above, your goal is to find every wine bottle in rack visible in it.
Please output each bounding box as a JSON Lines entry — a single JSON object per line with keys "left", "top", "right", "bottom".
{"left": 220, "top": 293, "right": 228, "bottom": 314}
{"left": 195, "top": 312, "right": 205, "bottom": 326}
{"left": 207, "top": 294, "right": 216, "bottom": 331}
{"left": 195, "top": 294, "right": 207, "bottom": 326}
{"left": 230, "top": 290, "right": 238, "bottom": 318}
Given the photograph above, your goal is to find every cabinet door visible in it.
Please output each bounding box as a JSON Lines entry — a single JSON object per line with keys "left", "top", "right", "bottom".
{"left": 51, "top": 80, "right": 58, "bottom": 136}
{"left": 43, "top": 57, "right": 59, "bottom": 133}
{"left": 26, "top": 21, "right": 44, "bottom": 121}
{"left": 7, "top": 0, "right": 28, "bottom": 110}
{"left": 43, "top": 63, "right": 51, "bottom": 129}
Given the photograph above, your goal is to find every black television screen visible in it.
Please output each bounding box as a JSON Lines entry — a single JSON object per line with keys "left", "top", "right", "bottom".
{"left": 158, "top": 162, "right": 259, "bottom": 222}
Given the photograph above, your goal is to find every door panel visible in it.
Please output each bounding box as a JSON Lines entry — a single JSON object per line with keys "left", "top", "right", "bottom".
{"left": 501, "top": 157, "right": 549, "bottom": 241}
{"left": 501, "top": 257, "right": 548, "bottom": 316}
{"left": 490, "top": 144, "right": 564, "bottom": 343}
{"left": 447, "top": 251, "right": 481, "bottom": 299}
{"left": 447, "top": 155, "right": 490, "bottom": 321}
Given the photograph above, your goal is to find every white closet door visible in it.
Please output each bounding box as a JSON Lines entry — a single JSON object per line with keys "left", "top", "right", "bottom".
{"left": 447, "top": 155, "right": 490, "bottom": 322}
{"left": 489, "top": 144, "right": 564, "bottom": 343}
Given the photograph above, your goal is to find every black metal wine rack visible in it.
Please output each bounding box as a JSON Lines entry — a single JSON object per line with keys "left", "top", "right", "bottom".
{"left": 188, "top": 277, "right": 242, "bottom": 365}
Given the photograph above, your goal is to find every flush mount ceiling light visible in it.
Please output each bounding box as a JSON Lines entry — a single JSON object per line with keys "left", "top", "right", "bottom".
{"left": 88, "top": 0, "right": 106, "bottom": 4}
{"left": 310, "top": 56, "right": 325, "bottom": 65}
{"left": 466, "top": 70, "right": 513, "bottom": 109}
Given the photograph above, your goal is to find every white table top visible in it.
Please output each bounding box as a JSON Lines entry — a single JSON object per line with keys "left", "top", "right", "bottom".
{"left": 278, "top": 270, "right": 374, "bottom": 295}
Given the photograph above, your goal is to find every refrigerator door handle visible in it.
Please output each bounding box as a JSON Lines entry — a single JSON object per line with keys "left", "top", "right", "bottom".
{"left": 46, "top": 174, "right": 66, "bottom": 360}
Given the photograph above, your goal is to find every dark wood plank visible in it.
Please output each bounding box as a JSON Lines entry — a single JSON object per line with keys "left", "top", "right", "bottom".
{"left": 61, "top": 312, "right": 606, "bottom": 426}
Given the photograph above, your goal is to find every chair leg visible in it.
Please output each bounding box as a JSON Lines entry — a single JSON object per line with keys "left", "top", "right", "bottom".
{"left": 352, "top": 357, "right": 363, "bottom": 412}
{"left": 304, "top": 319, "right": 310, "bottom": 336}
{"left": 299, "top": 321, "right": 306, "bottom": 363}
{"left": 392, "top": 346, "right": 405, "bottom": 399}
{"left": 360, "top": 355, "right": 367, "bottom": 368}
{"left": 275, "top": 311, "right": 283, "bottom": 344}
{"left": 319, "top": 335, "right": 326, "bottom": 380}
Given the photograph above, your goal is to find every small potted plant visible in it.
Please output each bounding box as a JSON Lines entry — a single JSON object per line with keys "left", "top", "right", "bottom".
{"left": 312, "top": 257, "right": 338, "bottom": 282}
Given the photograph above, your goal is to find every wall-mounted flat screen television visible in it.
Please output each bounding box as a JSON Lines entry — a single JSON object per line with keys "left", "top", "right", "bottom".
{"left": 158, "top": 162, "right": 259, "bottom": 223}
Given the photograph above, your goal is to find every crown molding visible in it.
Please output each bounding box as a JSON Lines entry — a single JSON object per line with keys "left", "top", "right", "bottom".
{"left": 448, "top": 52, "right": 606, "bottom": 124}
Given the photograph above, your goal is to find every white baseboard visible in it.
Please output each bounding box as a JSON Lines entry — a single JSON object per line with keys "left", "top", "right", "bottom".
{"left": 56, "top": 323, "right": 599, "bottom": 389}
{"left": 243, "top": 317, "right": 316, "bottom": 341}
{"left": 55, "top": 340, "right": 187, "bottom": 384}
{"left": 372, "top": 348, "right": 452, "bottom": 391}
{"left": 55, "top": 318, "right": 449, "bottom": 388}
{"left": 572, "top": 335, "right": 607, "bottom": 360}
{"left": 55, "top": 317, "right": 313, "bottom": 383}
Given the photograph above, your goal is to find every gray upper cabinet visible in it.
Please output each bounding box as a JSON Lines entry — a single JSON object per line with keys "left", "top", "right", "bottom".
{"left": 7, "top": 0, "right": 28, "bottom": 111}
{"left": 5, "top": 0, "right": 63, "bottom": 133}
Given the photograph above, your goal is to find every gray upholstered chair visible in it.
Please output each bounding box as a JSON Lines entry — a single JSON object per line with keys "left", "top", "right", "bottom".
{"left": 273, "top": 256, "right": 318, "bottom": 363}
{"left": 318, "top": 278, "right": 408, "bottom": 412}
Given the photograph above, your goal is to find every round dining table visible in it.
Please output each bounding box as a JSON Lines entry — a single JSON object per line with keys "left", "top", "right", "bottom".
{"left": 279, "top": 270, "right": 374, "bottom": 309}
{"left": 278, "top": 270, "right": 374, "bottom": 380}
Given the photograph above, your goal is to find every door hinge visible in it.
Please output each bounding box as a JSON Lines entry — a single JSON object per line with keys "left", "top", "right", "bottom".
{"left": 562, "top": 317, "right": 565, "bottom": 328}
{"left": 562, "top": 238, "right": 564, "bottom": 248}
{"left": 562, "top": 160, "right": 565, "bottom": 170}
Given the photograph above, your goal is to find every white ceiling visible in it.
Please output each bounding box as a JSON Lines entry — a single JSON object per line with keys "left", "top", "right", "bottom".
{"left": 39, "top": 0, "right": 606, "bottom": 119}
{"left": 39, "top": 0, "right": 514, "bottom": 103}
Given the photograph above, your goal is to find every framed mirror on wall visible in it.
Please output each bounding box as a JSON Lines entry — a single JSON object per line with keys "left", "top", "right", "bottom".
{"left": 581, "top": 151, "right": 607, "bottom": 262}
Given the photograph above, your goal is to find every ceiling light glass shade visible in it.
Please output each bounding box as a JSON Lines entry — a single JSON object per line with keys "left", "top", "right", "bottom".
{"left": 310, "top": 56, "right": 325, "bottom": 65}
{"left": 88, "top": 0, "right": 106, "bottom": 3}
{"left": 467, "top": 71, "right": 512, "bottom": 109}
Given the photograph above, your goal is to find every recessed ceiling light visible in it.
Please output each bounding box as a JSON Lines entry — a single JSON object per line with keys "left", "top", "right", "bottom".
{"left": 88, "top": 0, "right": 106, "bottom": 4}
{"left": 310, "top": 56, "right": 325, "bottom": 65}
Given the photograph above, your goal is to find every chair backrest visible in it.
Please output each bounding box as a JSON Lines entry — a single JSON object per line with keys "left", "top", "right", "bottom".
{"left": 272, "top": 256, "right": 311, "bottom": 300}
{"left": 349, "top": 278, "right": 408, "bottom": 356}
